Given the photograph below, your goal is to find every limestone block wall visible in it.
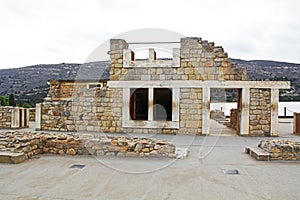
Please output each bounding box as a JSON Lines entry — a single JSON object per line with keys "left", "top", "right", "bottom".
{"left": 249, "top": 89, "right": 271, "bottom": 136}
{"left": 179, "top": 38, "right": 248, "bottom": 81}
{"left": 72, "top": 87, "right": 122, "bottom": 133}
{"left": 109, "top": 38, "right": 248, "bottom": 82}
{"left": 178, "top": 88, "right": 202, "bottom": 134}
{"left": 41, "top": 81, "right": 123, "bottom": 133}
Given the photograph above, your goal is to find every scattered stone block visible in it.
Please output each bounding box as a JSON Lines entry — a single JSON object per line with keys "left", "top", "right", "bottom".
{"left": 0, "top": 151, "right": 26, "bottom": 164}
{"left": 245, "top": 147, "right": 270, "bottom": 161}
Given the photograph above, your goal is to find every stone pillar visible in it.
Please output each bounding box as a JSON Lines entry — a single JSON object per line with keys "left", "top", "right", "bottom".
{"left": 270, "top": 89, "right": 279, "bottom": 136}
{"left": 35, "top": 103, "right": 42, "bottom": 130}
{"left": 173, "top": 48, "right": 180, "bottom": 67}
{"left": 202, "top": 87, "right": 210, "bottom": 135}
{"left": 109, "top": 39, "right": 128, "bottom": 81}
{"left": 172, "top": 88, "right": 180, "bottom": 122}
{"left": 11, "top": 107, "right": 20, "bottom": 129}
{"left": 123, "top": 49, "right": 132, "bottom": 67}
{"left": 148, "top": 88, "right": 154, "bottom": 121}
{"left": 240, "top": 88, "right": 250, "bottom": 135}
{"left": 149, "top": 48, "right": 156, "bottom": 61}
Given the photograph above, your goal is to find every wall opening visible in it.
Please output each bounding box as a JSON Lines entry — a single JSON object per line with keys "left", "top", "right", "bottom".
{"left": 209, "top": 88, "right": 239, "bottom": 136}
{"left": 154, "top": 88, "right": 172, "bottom": 121}
{"left": 24, "top": 109, "right": 27, "bottom": 127}
{"left": 130, "top": 88, "right": 148, "bottom": 120}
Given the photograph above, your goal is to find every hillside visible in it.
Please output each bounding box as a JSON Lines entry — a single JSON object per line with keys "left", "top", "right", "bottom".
{"left": 232, "top": 59, "right": 300, "bottom": 101}
{"left": 0, "top": 59, "right": 299, "bottom": 106}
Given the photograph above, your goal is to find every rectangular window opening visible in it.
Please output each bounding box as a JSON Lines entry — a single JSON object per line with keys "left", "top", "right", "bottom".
{"left": 130, "top": 88, "right": 148, "bottom": 120}
{"left": 154, "top": 88, "right": 172, "bottom": 121}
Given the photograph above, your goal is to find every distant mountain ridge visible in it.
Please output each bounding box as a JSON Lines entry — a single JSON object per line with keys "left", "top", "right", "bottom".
{"left": 0, "top": 59, "right": 299, "bottom": 106}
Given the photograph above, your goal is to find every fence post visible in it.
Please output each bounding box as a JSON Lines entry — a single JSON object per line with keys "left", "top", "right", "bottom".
{"left": 294, "top": 112, "right": 300, "bottom": 135}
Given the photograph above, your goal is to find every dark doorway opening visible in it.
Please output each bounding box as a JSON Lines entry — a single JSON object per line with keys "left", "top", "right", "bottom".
{"left": 154, "top": 88, "right": 172, "bottom": 121}
{"left": 24, "top": 109, "right": 27, "bottom": 127}
{"left": 130, "top": 88, "right": 148, "bottom": 120}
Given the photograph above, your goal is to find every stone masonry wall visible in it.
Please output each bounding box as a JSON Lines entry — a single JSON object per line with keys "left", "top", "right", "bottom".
{"left": 72, "top": 87, "right": 122, "bottom": 133}
{"left": 179, "top": 88, "right": 202, "bottom": 134}
{"left": 109, "top": 38, "right": 248, "bottom": 82}
{"left": 41, "top": 81, "right": 123, "bottom": 133}
{"left": 107, "top": 38, "right": 248, "bottom": 135}
{"left": 0, "top": 107, "right": 13, "bottom": 129}
{"left": 41, "top": 100, "right": 74, "bottom": 131}
{"left": 249, "top": 89, "right": 271, "bottom": 136}
{"left": 179, "top": 38, "right": 248, "bottom": 81}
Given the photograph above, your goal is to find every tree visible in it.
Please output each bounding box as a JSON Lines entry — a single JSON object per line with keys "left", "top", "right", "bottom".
{"left": 22, "top": 103, "right": 31, "bottom": 108}
{"left": 0, "top": 96, "right": 9, "bottom": 106}
{"left": 8, "top": 94, "right": 16, "bottom": 106}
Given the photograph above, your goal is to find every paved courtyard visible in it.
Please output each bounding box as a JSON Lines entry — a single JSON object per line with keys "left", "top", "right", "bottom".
{"left": 0, "top": 119, "right": 299, "bottom": 200}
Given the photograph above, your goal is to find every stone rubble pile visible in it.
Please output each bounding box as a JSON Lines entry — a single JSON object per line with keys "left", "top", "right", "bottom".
{"left": 0, "top": 131, "right": 176, "bottom": 164}
{"left": 258, "top": 139, "right": 300, "bottom": 160}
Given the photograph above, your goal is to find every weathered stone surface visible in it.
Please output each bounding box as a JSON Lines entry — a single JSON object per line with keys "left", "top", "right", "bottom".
{"left": 0, "top": 131, "right": 177, "bottom": 164}
{"left": 257, "top": 139, "right": 300, "bottom": 160}
{"left": 0, "top": 151, "right": 26, "bottom": 164}
{"left": 66, "top": 148, "right": 76, "bottom": 155}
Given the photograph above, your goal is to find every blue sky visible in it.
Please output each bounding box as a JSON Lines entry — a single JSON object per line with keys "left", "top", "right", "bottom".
{"left": 0, "top": 0, "right": 299, "bottom": 68}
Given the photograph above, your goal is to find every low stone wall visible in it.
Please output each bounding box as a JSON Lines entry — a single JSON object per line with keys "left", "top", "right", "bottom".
{"left": 0, "top": 131, "right": 176, "bottom": 164}
{"left": 258, "top": 139, "right": 300, "bottom": 160}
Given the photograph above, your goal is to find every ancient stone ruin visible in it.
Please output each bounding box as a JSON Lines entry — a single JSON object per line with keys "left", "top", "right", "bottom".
{"left": 0, "top": 107, "right": 29, "bottom": 129}
{"left": 0, "top": 131, "right": 176, "bottom": 164}
{"left": 36, "top": 37, "right": 289, "bottom": 136}
{"left": 246, "top": 139, "right": 300, "bottom": 161}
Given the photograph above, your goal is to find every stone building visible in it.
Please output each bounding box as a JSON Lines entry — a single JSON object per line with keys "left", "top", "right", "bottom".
{"left": 37, "top": 37, "right": 290, "bottom": 136}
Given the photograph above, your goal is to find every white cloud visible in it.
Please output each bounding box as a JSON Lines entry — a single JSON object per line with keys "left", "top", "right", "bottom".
{"left": 0, "top": 0, "right": 299, "bottom": 68}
